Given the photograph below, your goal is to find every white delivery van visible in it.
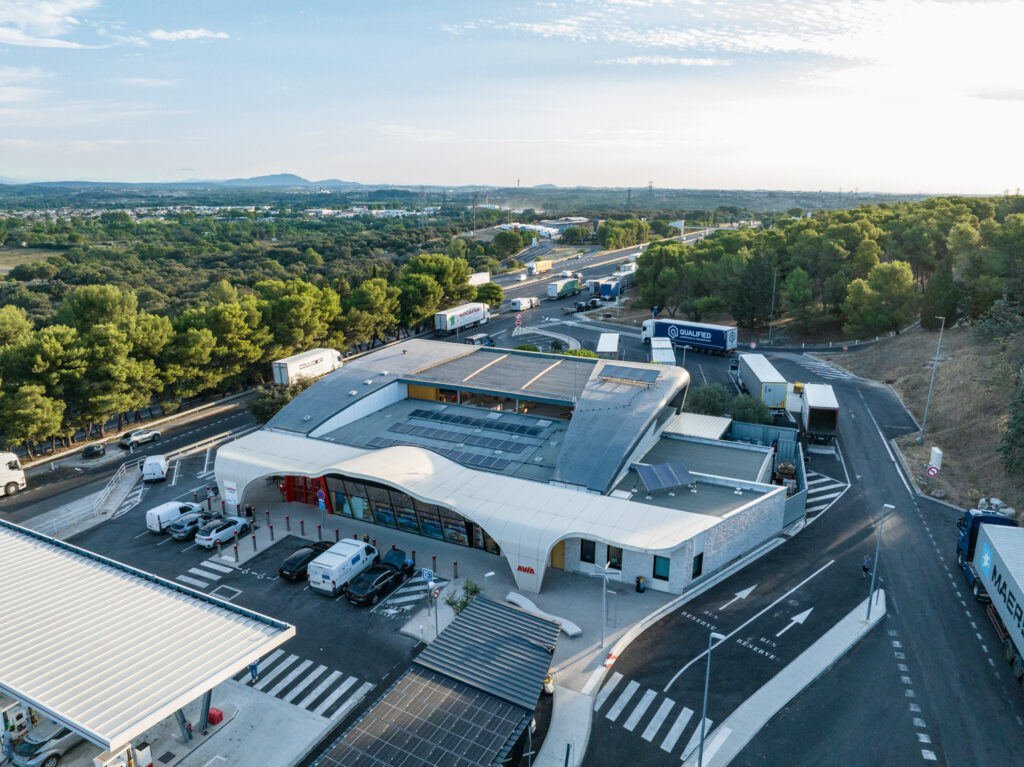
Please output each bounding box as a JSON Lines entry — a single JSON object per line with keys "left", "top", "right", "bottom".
{"left": 308, "top": 539, "right": 380, "bottom": 596}
{"left": 511, "top": 296, "right": 540, "bottom": 311}
{"left": 146, "top": 501, "right": 202, "bottom": 533}
{"left": 0, "top": 452, "right": 26, "bottom": 497}
{"left": 140, "top": 455, "right": 169, "bottom": 483}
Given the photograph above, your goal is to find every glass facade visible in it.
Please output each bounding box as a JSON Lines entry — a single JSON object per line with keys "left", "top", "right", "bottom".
{"left": 580, "top": 539, "right": 596, "bottom": 564}
{"left": 608, "top": 545, "right": 623, "bottom": 570}
{"left": 653, "top": 556, "right": 670, "bottom": 581}
{"left": 322, "top": 475, "right": 497, "bottom": 554}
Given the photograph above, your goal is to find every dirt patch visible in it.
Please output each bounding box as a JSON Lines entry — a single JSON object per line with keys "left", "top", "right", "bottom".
{"left": 839, "top": 326, "right": 1022, "bottom": 512}
{"left": 0, "top": 247, "right": 57, "bottom": 273}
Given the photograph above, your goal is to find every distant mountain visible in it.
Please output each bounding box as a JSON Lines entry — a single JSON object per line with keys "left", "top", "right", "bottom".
{"left": 222, "top": 173, "right": 313, "bottom": 187}
{"left": 0, "top": 176, "right": 28, "bottom": 184}
{"left": 314, "top": 178, "right": 362, "bottom": 189}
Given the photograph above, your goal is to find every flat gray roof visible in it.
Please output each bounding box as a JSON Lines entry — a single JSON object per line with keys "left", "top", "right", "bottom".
{"left": 641, "top": 435, "right": 771, "bottom": 483}
{"left": 614, "top": 472, "right": 772, "bottom": 517}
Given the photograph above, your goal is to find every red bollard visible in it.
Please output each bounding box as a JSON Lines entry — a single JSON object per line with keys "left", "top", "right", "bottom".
{"left": 251, "top": 534, "right": 257, "bottom": 552}
{"left": 265, "top": 510, "right": 270, "bottom": 526}
{"left": 193, "top": 491, "right": 198, "bottom": 502}
{"left": 335, "top": 529, "right": 340, "bottom": 542}
{"left": 269, "top": 524, "right": 274, "bottom": 542}
{"left": 391, "top": 544, "right": 396, "bottom": 550}
{"left": 207, "top": 496, "right": 212, "bottom": 511}
{"left": 454, "top": 561, "right": 458, "bottom": 579}
{"left": 353, "top": 533, "right": 358, "bottom": 539}
{"left": 216, "top": 540, "right": 222, "bottom": 558}
{"left": 234, "top": 544, "right": 239, "bottom": 562}
{"left": 432, "top": 555, "right": 436, "bottom": 571}
{"left": 221, "top": 500, "right": 226, "bottom": 513}
{"left": 300, "top": 520, "right": 305, "bottom": 536}
{"left": 317, "top": 524, "right": 322, "bottom": 541}
{"left": 412, "top": 549, "right": 416, "bottom": 565}
{"left": 285, "top": 515, "right": 290, "bottom": 532}
{"left": 236, "top": 504, "right": 241, "bottom": 516}
{"left": 372, "top": 539, "right": 376, "bottom": 548}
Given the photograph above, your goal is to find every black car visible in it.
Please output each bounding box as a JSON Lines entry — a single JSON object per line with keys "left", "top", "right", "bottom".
{"left": 346, "top": 549, "right": 413, "bottom": 606}
{"left": 278, "top": 540, "right": 332, "bottom": 581}
{"left": 82, "top": 444, "right": 106, "bottom": 459}
{"left": 169, "top": 511, "right": 222, "bottom": 541}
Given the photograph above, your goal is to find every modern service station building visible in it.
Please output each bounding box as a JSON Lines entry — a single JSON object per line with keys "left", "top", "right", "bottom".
{"left": 217, "top": 340, "right": 807, "bottom": 594}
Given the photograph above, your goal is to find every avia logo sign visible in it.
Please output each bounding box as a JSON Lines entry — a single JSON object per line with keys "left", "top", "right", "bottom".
{"left": 517, "top": 565, "right": 536, "bottom": 574}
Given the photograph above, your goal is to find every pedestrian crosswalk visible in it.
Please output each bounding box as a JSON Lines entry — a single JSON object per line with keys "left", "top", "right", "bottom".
{"left": 372, "top": 574, "right": 448, "bottom": 615}
{"left": 174, "top": 557, "right": 234, "bottom": 589}
{"left": 805, "top": 470, "right": 849, "bottom": 516}
{"left": 794, "top": 358, "right": 850, "bottom": 380}
{"left": 594, "top": 672, "right": 732, "bottom": 761}
{"left": 235, "top": 649, "right": 375, "bottom": 720}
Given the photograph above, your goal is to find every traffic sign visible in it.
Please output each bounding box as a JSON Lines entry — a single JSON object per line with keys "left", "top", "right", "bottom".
{"left": 842, "top": 345, "right": 848, "bottom": 352}
{"left": 421, "top": 568, "right": 434, "bottom": 582}
{"left": 927, "top": 465, "right": 939, "bottom": 477}
{"left": 750, "top": 342, "right": 757, "bottom": 350}
{"left": 432, "top": 586, "right": 441, "bottom": 600}
{"left": 316, "top": 488, "right": 325, "bottom": 500}
{"left": 515, "top": 312, "right": 522, "bottom": 327}
{"left": 318, "top": 499, "right": 326, "bottom": 511}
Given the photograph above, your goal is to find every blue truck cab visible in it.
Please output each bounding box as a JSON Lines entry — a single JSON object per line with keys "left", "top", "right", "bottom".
{"left": 957, "top": 508, "right": 1020, "bottom": 600}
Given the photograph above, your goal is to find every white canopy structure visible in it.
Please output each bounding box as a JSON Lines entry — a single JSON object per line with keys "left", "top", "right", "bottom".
{"left": 0, "top": 522, "right": 294, "bottom": 752}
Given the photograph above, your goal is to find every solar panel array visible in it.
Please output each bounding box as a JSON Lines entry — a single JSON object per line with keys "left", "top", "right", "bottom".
{"left": 317, "top": 667, "right": 528, "bottom": 767}
{"left": 409, "top": 409, "right": 543, "bottom": 437}
{"left": 366, "top": 437, "right": 512, "bottom": 472}
{"left": 390, "top": 423, "right": 526, "bottom": 453}
{"left": 635, "top": 461, "right": 695, "bottom": 492}
{"left": 599, "top": 364, "right": 660, "bottom": 385}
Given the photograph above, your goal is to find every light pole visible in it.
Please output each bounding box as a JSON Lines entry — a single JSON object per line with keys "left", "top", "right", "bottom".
{"left": 589, "top": 562, "right": 616, "bottom": 648}
{"left": 682, "top": 345, "right": 692, "bottom": 369}
{"left": 483, "top": 571, "right": 495, "bottom": 597}
{"left": 918, "top": 315, "right": 946, "bottom": 444}
{"left": 867, "top": 503, "right": 894, "bottom": 621}
{"left": 698, "top": 630, "right": 726, "bottom": 767}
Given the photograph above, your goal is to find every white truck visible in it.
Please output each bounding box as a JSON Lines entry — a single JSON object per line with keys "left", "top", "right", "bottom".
{"left": 738, "top": 353, "right": 787, "bottom": 410}
{"left": 511, "top": 296, "right": 541, "bottom": 311}
{"left": 468, "top": 271, "right": 491, "bottom": 287}
{"left": 596, "top": 333, "right": 620, "bottom": 359}
{"left": 0, "top": 451, "right": 26, "bottom": 497}
{"left": 272, "top": 348, "right": 343, "bottom": 386}
{"left": 526, "top": 260, "right": 552, "bottom": 277}
{"left": 801, "top": 383, "right": 839, "bottom": 443}
{"left": 434, "top": 302, "right": 491, "bottom": 334}
{"left": 308, "top": 539, "right": 380, "bottom": 596}
{"left": 649, "top": 337, "right": 676, "bottom": 365}
{"left": 972, "top": 523, "right": 1024, "bottom": 682}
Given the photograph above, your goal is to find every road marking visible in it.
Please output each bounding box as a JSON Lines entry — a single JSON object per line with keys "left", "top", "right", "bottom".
{"left": 330, "top": 681, "right": 375, "bottom": 721}
{"left": 857, "top": 388, "right": 912, "bottom": 496}
{"left": 605, "top": 680, "right": 639, "bottom": 722}
{"left": 202, "top": 447, "right": 211, "bottom": 475}
{"left": 254, "top": 654, "right": 299, "bottom": 690}
{"left": 203, "top": 560, "right": 234, "bottom": 573}
{"left": 660, "top": 707, "right": 693, "bottom": 752}
{"left": 664, "top": 559, "right": 835, "bottom": 691}
{"left": 297, "top": 670, "right": 342, "bottom": 709}
{"left": 169, "top": 459, "right": 180, "bottom": 486}
{"left": 283, "top": 665, "right": 327, "bottom": 703}
{"left": 922, "top": 749, "right": 937, "bottom": 761}
{"left": 268, "top": 659, "right": 313, "bottom": 696}
{"left": 642, "top": 698, "right": 674, "bottom": 742}
{"left": 176, "top": 575, "right": 208, "bottom": 588}
{"left": 134, "top": 531, "right": 148, "bottom": 539}
{"left": 681, "top": 718, "right": 714, "bottom": 760}
{"left": 593, "top": 672, "right": 622, "bottom": 711}
{"left": 189, "top": 567, "right": 221, "bottom": 581}
{"left": 581, "top": 668, "right": 604, "bottom": 696}
{"left": 623, "top": 689, "right": 656, "bottom": 731}
{"left": 312, "top": 676, "right": 357, "bottom": 716}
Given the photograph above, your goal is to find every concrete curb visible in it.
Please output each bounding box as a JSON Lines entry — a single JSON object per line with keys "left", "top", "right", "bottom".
{"left": 686, "top": 589, "right": 887, "bottom": 767}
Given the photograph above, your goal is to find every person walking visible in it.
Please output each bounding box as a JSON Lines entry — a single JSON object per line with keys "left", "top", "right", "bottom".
{"left": 248, "top": 659, "right": 259, "bottom": 683}
{"left": 862, "top": 554, "right": 872, "bottom": 578}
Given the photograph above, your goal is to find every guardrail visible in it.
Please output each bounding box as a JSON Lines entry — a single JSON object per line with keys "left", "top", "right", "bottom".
{"left": 93, "top": 460, "right": 132, "bottom": 513}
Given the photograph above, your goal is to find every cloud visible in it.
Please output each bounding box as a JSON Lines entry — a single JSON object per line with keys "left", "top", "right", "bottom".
{"left": 0, "top": 0, "right": 97, "bottom": 47}
{"left": 378, "top": 124, "right": 456, "bottom": 142}
{"left": 0, "top": 65, "right": 48, "bottom": 102}
{"left": 115, "top": 77, "right": 179, "bottom": 88}
{"left": 605, "top": 55, "right": 729, "bottom": 66}
{"left": 149, "top": 28, "right": 229, "bottom": 42}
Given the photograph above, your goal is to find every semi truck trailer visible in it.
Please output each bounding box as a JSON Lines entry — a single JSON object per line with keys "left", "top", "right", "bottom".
{"left": 547, "top": 278, "right": 582, "bottom": 299}
{"left": 738, "top": 353, "right": 787, "bottom": 410}
{"left": 801, "top": 383, "right": 839, "bottom": 443}
{"left": 640, "top": 320, "right": 738, "bottom": 355}
{"left": 526, "top": 260, "right": 552, "bottom": 276}
{"left": 434, "top": 302, "right": 491, "bottom": 334}
{"left": 272, "top": 348, "right": 343, "bottom": 386}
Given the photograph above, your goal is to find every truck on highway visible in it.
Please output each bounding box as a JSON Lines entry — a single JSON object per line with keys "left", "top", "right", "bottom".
{"left": 434, "top": 302, "right": 491, "bottom": 335}
{"left": 640, "top": 319, "right": 738, "bottom": 355}
{"left": 272, "top": 348, "right": 344, "bottom": 386}
{"left": 547, "top": 278, "right": 581, "bottom": 299}
{"left": 468, "top": 271, "right": 491, "bottom": 287}
{"left": 738, "top": 353, "right": 787, "bottom": 410}
{"left": 957, "top": 511, "right": 1024, "bottom": 680}
{"left": 649, "top": 337, "right": 676, "bottom": 365}
{"left": 801, "top": 383, "right": 840, "bottom": 443}
{"left": 511, "top": 296, "right": 541, "bottom": 311}
{"left": 526, "top": 260, "right": 552, "bottom": 277}
{"left": 596, "top": 279, "right": 621, "bottom": 300}
{"left": 0, "top": 451, "right": 26, "bottom": 497}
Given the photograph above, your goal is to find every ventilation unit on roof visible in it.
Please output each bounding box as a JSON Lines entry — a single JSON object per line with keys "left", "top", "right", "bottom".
{"left": 349, "top": 390, "right": 358, "bottom": 396}
{"left": 380, "top": 370, "right": 388, "bottom": 376}
{"left": 303, "top": 415, "right": 311, "bottom": 421}
{"left": 364, "top": 379, "right": 373, "bottom": 385}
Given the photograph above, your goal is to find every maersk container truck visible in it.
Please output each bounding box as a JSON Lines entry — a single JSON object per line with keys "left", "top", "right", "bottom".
{"left": 640, "top": 320, "right": 738, "bottom": 355}
{"left": 272, "top": 348, "right": 343, "bottom": 386}
{"left": 801, "top": 383, "right": 839, "bottom": 443}
{"left": 957, "top": 513, "right": 1024, "bottom": 680}
{"left": 526, "top": 260, "right": 552, "bottom": 276}
{"left": 434, "top": 302, "right": 490, "bottom": 335}
{"left": 738, "top": 353, "right": 787, "bottom": 410}
{"left": 547, "top": 278, "right": 581, "bottom": 299}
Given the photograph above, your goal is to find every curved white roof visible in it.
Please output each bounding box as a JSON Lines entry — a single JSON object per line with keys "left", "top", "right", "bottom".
{"left": 216, "top": 430, "right": 719, "bottom": 593}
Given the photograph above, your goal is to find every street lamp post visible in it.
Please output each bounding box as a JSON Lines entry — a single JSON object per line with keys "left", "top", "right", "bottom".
{"left": 682, "top": 345, "right": 692, "bottom": 369}
{"left": 918, "top": 316, "right": 946, "bottom": 444}
{"left": 698, "top": 631, "right": 726, "bottom": 767}
{"left": 867, "top": 503, "right": 895, "bottom": 621}
{"left": 589, "top": 562, "right": 616, "bottom": 649}
{"left": 483, "top": 571, "right": 495, "bottom": 597}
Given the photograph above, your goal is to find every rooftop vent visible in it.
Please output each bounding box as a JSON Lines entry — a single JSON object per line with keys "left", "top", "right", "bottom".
{"left": 364, "top": 379, "right": 373, "bottom": 385}
{"left": 381, "top": 370, "right": 389, "bottom": 376}
{"left": 349, "top": 390, "right": 358, "bottom": 396}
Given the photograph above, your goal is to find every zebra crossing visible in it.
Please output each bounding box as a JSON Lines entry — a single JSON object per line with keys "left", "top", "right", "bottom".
{"left": 174, "top": 557, "right": 234, "bottom": 589}
{"left": 794, "top": 358, "right": 850, "bottom": 380}
{"left": 372, "top": 574, "right": 449, "bottom": 614}
{"left": 805, "top": 470, "right": 849, "bottom": 516}
{"left": 594, "top": 672, "right": 732, "bottom": 761}
{"left": 234, "top": 649, "right": 375, "bottom": 719}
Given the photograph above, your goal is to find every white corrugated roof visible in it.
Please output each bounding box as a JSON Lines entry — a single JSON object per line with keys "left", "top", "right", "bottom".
{"left": 663, "top": 412, "right": 733, "bottom": 440}
{"left": 0, "top": 523, "right": 294, "bottom": 751}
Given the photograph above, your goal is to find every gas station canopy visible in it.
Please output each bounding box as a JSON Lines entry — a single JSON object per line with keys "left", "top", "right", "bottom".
{"left": 0, "top": 521, "right": 295, "bottom": 752}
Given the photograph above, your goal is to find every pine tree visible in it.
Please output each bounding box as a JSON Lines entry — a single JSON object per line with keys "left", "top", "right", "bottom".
{"left": 921, "top": 258, "right": 958, "bottom": 330}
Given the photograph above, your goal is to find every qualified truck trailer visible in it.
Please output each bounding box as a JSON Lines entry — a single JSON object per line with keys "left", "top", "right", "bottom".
{"left": 957, "top": 512, "right": 1024, "bottom": 681}
{"left": 272, "top": 348, "right": 344, "bottom": 386}
{"left": 738, "top": 353, "right": 787, "bottom": 410}
{"left": 434, "top": 302, "right": 491, "bottom": 335}
{"left": 640, "top": 320, "right": 738, "bottom": 355}
{"left": 547, "top": 278, "right": 582, "bottom": 300}
{"left": 801, "top": 383, "right": 839, "bottom": 443}
{"left": 526, "top": 260, "right": 552, "bottom": 276}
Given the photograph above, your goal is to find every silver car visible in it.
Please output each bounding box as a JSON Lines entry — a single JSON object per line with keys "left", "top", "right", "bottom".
{"left": 12, "top": 726, "right": 85, "bottom": 767}
{"left": 194, "top": 515, "right": 251, "bottom": 548}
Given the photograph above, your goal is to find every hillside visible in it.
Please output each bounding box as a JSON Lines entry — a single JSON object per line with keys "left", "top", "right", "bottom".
{"left": 838, "top": 326, "right": 1022, "bottom": 512}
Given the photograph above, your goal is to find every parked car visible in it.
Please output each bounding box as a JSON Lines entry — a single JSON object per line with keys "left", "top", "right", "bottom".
{"left": 12, "top": 725, "right": 85, "bottom": 767}
{"left": 169, "top": 511, "right": 223, "bottom": 540}
{"left": 119, "top": 428, "right": 160, "bottom": 449}
{"left": 347, "top": 549, "right": 413, "bottom": 606}
{"left": 278, "top": 540, "right": 332, "bottom": 580}
{"left": 194, "top": 516, "right": 251, "bottom": 548}
{"left": 587, "top": 297, "right": 601, "bottom": 309}
{"left": 82, "top": 444, "right": 106, "bottom": 459}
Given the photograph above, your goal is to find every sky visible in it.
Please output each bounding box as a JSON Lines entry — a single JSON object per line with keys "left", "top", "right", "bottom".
{"left": 1, "top": 0, "right": 1023, "bottom": 192}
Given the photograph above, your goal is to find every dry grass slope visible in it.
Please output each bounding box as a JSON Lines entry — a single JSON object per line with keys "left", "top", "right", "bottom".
{"left": 840, "top": 326, "right": 1021, "bottom": 511}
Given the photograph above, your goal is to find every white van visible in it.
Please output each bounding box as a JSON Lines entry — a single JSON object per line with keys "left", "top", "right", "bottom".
{"left": 0, "top": 452, "right": 26, "bottom": 497}
{"left": 141, "top": 455, "right": 169, "bottom": 482}
{"left": 308, "top": 539, "right": 379, "bottom": 596}
{"left": 146, "top": 501, "right": 202, "bottom": 534}
{"left": 511, "top": 296, "right": 540, "bottom": 311}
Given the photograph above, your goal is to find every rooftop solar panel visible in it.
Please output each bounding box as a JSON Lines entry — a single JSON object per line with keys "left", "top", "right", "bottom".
{"left": 390, "top": 424, "right": 526, "bottom": 454}
{"left": 635, "top": 460, "right": 695, "bottom": 492}
{"left": 408, "top": 408, "right": 544, "bottom": 437}
{"left": 599, "top": 364, "right": 660, "bottom": 385}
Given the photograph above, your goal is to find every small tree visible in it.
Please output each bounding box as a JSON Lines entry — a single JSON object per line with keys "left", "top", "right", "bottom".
{"left": 559, "top": 348, "right": 597, "bottom": 358}
{"left": 730, "top": 393, "right": 773, "bottom": 424}
{"left": 248, "top": 379, "right": 315, "bottom": 423}
{"left": 686, "top": 384, "right": 729, "bottom": 416}
{"left": 474, "top": 282, "right": 504, "bottom": 308}
{"left": 550, "top": 339, "right": 564, "bottom": 352}
{"left": 443, "top": 579, "right": 481, "bottom": 616}
{"left": 514, "top": 344, "right": 540, "bottom": 352}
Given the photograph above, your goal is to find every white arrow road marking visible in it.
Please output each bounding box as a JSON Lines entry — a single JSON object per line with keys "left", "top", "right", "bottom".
{"left": 718, "top": 585, "right": 757, "bottom": 611}
{"left": 663, "top": 560, "right": 834, "bottom": 693}
{"left": 775, "top": 607, "right": 814, "bottom": 638}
